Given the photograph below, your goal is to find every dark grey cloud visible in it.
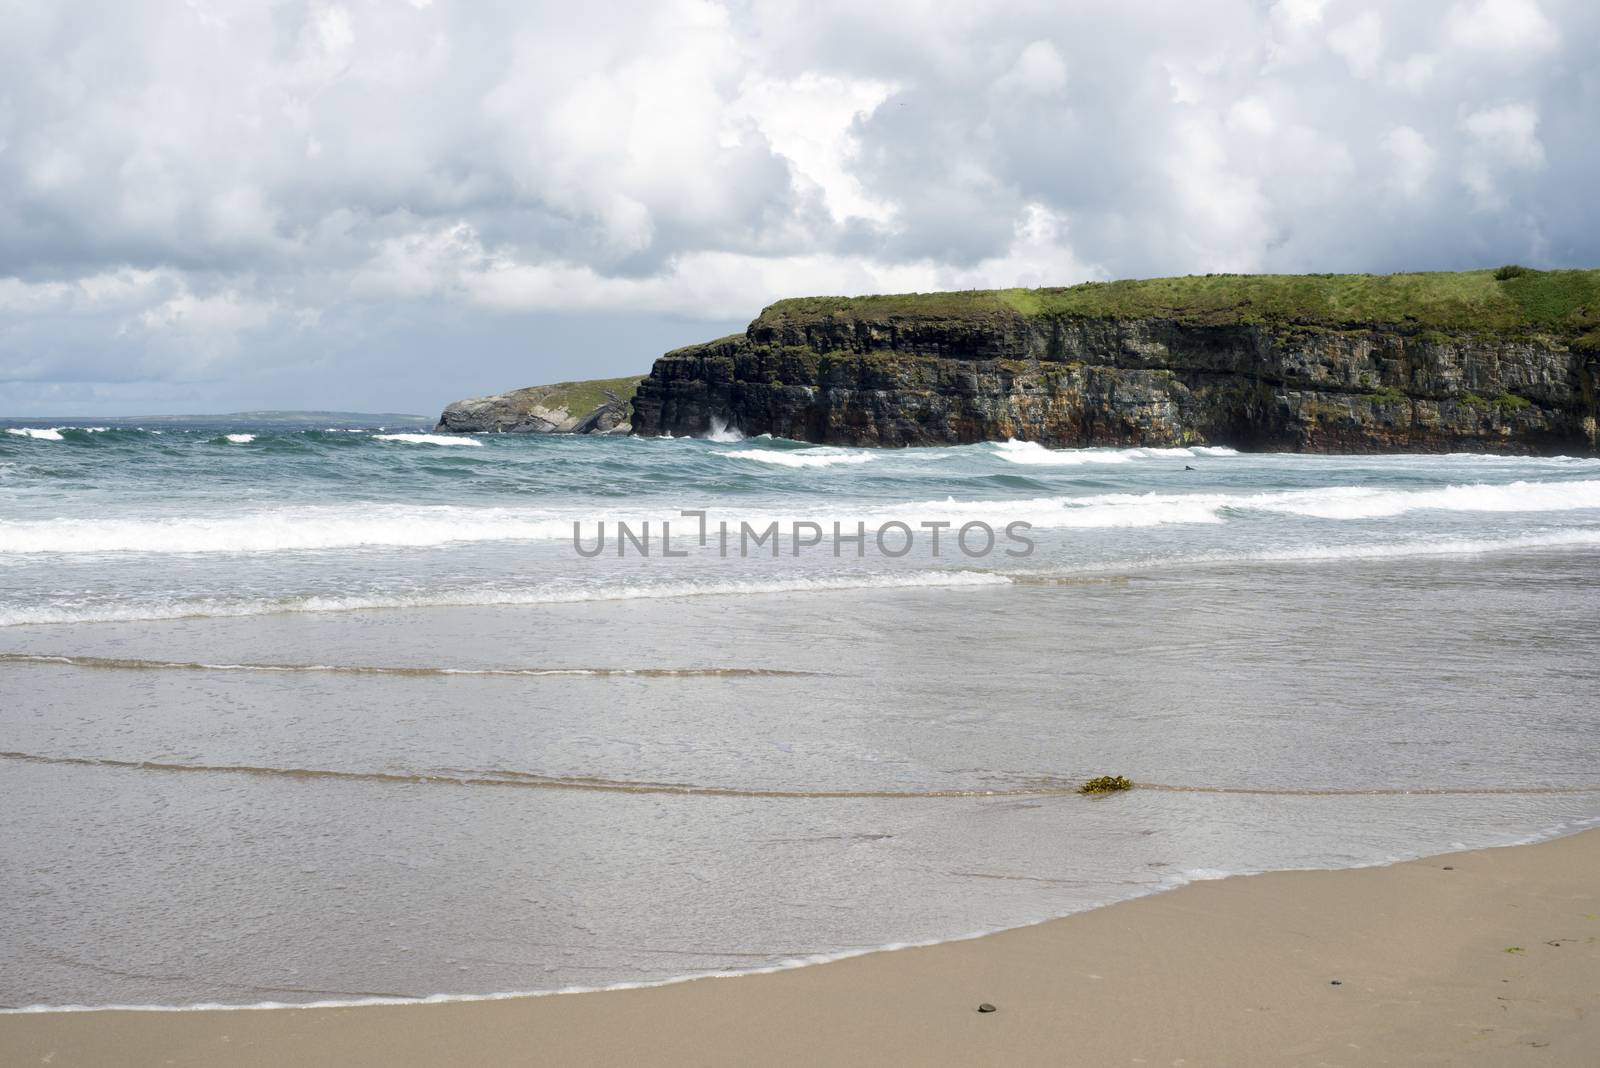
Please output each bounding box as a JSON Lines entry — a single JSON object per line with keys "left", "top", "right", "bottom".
{"left": 1, "top": 0, "right": 1597, "bottom": 415}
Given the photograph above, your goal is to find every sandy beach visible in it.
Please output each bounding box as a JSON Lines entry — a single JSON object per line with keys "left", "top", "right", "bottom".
{"left": 4, "top": 826, "right": 1595, "bottom": 1067}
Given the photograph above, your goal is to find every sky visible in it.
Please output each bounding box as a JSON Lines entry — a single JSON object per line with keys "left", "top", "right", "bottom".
{"left": 2, "top": 0, "right": 1597, "bottom": 417}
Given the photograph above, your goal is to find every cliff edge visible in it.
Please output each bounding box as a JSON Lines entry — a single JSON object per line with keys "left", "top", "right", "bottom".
{"left": 438, "top": 376, "right": 643, "bottom": 434}
{"left": 630, "top": 269, "right": 1600, "bottom": 453}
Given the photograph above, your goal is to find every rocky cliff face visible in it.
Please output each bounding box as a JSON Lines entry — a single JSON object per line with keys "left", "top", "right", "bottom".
{"left": 631, "top": 273, "right": 1600, "bottom": 454}
{"left": 437, "top": 377, "right": 642, "bottom": 434}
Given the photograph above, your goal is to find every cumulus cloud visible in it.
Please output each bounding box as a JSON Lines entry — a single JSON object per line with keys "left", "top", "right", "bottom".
{"left": 0, "top": 0, "right": 1596, "bottom": 414}
{"left": 994, "top": 41, "right": 1069, "bottom": 97}
{"left": 1327, "top": 11, "right": 1384, "bottom": 79}
{"left": 1381, "top": 126, "right": 1438, "bottom": 198}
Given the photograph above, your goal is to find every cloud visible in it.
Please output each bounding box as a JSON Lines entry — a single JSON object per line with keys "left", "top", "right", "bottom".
{"left": 1381, "top": 126, "right": 1437, "bottom": 198}
{"left": 0, "top": 0, "right": 1597, "bottom": 414}
{"left": 994, "top": 41, "right": 1068, "bottom": 97}
{"left": 1327, "top": 11, "right": 1384, "bottom": 79}
{"left": 1446, "top": 0, "right": 1560, "bottom": 59}
{"left": 1459, "top": 102, "right": 1546, "bottom": 211}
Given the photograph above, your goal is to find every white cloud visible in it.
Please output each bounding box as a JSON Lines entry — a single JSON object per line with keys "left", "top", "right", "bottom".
{"left": 1381, "top": 126, "right": 1436, "bottom": 197}
{"left": 1446, "top": 0, "right": 1559, "bottom": 59}
{"left": 1459, "top": 102, "right": 1545, "bottom": 210}
{"left": 1226, "top": 96, "right": 1277, "bottom": 136}
{"left": 352, "top": 203, "right": 1097, "bottom": 321}
{"left": 733, "top": 73, "right": 897, "bottom": 222}
{"left": 1, "top": 0, "right": 1597, "bottom": 412}
{"left": 1384, "top": 52, "right": 1437, "bottom": 92}
{"left": 1327, "top": 11, "right": 1384, "bottom": 79}
{"left": 1462, "top": 103, "right": 1546, "bottom": 167}
{"left": 994, "top": 41, "right": 1068, "bottom": 97}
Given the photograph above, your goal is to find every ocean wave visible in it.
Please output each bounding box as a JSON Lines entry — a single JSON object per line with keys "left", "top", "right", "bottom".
{"left": 4, "top": 749, "right": 1593, "bottom": 800}
{"left": 5, "top": 528, "right": 1599, "bottom": 627}
{"left": 0, "top": 653, "right": 814, "bottom": 678}
{"left": 725, "top": 448, "right": 874, "bottom": 469}
{"left": 0, "top": 570, "right": 1012, "bottom": 626}
{"left": 372, "top": 433, "right": 483, "bottom": 447}
{"left": 224, "top": 433, "right": 255, "bottom": 444}
{"left": 0, "top": 506, "right": 579, "bottom": 554}
{"left": 4, "top": 428, "right": 64, "bottom": 441}
{"left": 991, "top": 440, "right": 1237, "bottom": 466}
{"left": 702, "top": 417, "right": 744, "bottom": 443}
{"left": 1241, "top": 479, "right": 1600, "bottom": 520}
{"left": 895, "top": 478, "right": 1600, "bottom": 529}
{"left": 998, "top": 530, "right": 1600, "bottom": 581}
{"left": 4, "top": 478, "right": 1598, "bottom": 556}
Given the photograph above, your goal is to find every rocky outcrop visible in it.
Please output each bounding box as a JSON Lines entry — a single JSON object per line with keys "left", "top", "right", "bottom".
{"left": 630, "top": 272, "right": 1600, "bottom": 453}
{"left": 437, "top": 377, "right": 642, "bottom": 434}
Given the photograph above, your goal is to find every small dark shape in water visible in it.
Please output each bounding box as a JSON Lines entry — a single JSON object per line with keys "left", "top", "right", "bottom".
{"left": 1185, "top": 464, "right": 1196, "bottom": 470}
{"left": 1079, "top": 775, "right": 1133, "bottom": 795}
{"left": 977, "top": 1003, "right": 997, "bottom": 1013}
{"left": 1330, "top": 980, "right": 1342, "bottom": 986}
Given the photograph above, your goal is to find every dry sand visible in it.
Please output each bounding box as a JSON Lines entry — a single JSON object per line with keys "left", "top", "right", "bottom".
{"left": 4, "top": 827, "right": 1596, "bottom": 1067}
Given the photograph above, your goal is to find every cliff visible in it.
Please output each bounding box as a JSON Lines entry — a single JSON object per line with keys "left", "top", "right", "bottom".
{"left": 438, "top": 376, "right": 643, "bottom": 434}
{"left": 630, "top": 269, "right": 1600, "bottom": 453}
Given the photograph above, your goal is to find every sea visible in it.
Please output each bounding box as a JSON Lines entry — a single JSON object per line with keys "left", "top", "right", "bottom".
{"left": 2, "top": 417, "right": 1598, "bottom": 1011}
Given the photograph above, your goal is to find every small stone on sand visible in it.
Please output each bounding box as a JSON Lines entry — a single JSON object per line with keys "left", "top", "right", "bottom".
{"left": 977, "top": 1003, "right": 997, "bottom": 1013}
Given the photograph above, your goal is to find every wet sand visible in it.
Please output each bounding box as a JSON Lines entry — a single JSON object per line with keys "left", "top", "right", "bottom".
{"left": 4, "top": 827, "right": 1596, "bottom": 1067}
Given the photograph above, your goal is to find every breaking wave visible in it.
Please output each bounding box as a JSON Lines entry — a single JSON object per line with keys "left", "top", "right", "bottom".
{"left": 725, "top": 448, "right": 874, "bottom": 468}
{"left": 702, "top": 417, "right": 744, "bottom": 443}
{"left": 0, "top": 506, "right": 575, "bottom": 554}
{"left": 372, "top": 433, "right": 483, "bottom": 447}
{"left": 992, "top": 440, "right": 1238, "bottom": 466}
{"left": 900, "top": 479, "right": 1600, "bottom": 529}
{"left": 0, "top": 570, "right": 1013, "bottom": 626}
{"left": 8, "top": 480, "right": 1593, "bottom": 556}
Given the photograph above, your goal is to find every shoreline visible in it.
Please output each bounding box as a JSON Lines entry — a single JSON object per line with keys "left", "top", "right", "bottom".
{"left": 4, "top": 828, "right": 1596, "bottom": 1066}
{"left": 4, "top": 822, "right": 1594, "bottom": 1018}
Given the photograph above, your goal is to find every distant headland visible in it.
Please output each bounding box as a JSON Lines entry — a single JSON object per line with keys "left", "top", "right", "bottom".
{"left": 630, "top": 267, "right": 1600, "bottom": 454}
{"left": 435, "top": 269, "right": 1600, "bottom": 454}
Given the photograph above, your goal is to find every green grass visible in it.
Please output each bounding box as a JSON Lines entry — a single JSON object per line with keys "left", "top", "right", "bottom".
{"left": 757, "top": 269, "right": 1600, "bottom": 337}
{"left": 1493, "top": 392, "right": 1532, "bottom": 410}
{"left": 527, "top": 375, "right": 645, "bottom": 416}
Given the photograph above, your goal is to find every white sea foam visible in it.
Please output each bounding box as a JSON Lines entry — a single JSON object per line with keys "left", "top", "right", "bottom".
{"left": 991, "top": 440, "right": 1234, "bottom": 466}
{"left": 1212, "top": 529, "right": 1600, "bottom": 565}
{"left": 373, "top": 433, "right": 483, "bottom": 447}
{"left": 894, "top": 479, "right": 1600, "bottom": 530}
{"left": 0, "top": 570, "right": 1012, "bottom": 626}
{"left": 6, "top": 529, "right": 1600, "bottom": 627}
{"left": 0, "top": 507, "right": 575, "bottom": 554}
{"left": 225, "top": 433, "right": 256, "bottom": 444}
{"left": 703, "top": 417, "right": 745, "bottom": 443}
{"left": 4, "top": 479, "right": 1598, "bottom": 556}
{"left": 726, "top": 448, "right": 874, "bottom": 469}
{"left": 5, "top": 428, "right": 64, "bottom": 441}
{"left": 1005, "top": 530, "right": 1600, "bottom": 580}
{"left": 1243, "top": 479, "right": 1600, "bottom": 520}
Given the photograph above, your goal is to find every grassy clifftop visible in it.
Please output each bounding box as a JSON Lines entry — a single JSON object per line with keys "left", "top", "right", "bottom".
{"left": 758, "top": 268, "right": 1600, "bottom": 341}
{"left": 525, "top": 375, "right": 645, "bottom": 415}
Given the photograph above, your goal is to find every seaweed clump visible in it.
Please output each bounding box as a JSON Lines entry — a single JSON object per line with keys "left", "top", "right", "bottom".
{"left": 1079, "top": 775, "right": 1133, "bottom": 795}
